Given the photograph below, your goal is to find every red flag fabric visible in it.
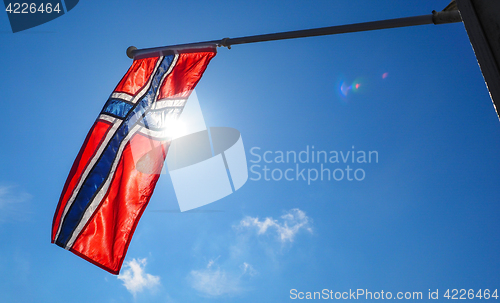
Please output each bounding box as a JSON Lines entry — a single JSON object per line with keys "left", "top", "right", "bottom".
{"left": 51, "top": 47, "right": 216, "bottom": 274}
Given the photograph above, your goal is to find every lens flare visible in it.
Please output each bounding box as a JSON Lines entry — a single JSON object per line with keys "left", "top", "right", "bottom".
{"left": 337, "top": 76, "right": 365, "bottom": 99}
{"left": 340, "top": 81, "right": 350, "bottom": 97}
{"left": 382, "top": 72, "right": 388, "bottom": 79}
{"left": 339, "top": 80, "right": 362, "bottom": 97}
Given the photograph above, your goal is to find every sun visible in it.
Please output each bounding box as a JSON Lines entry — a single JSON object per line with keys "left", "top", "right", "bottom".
{"left": 162, "top": 118, "right": 187, "bottom": 139}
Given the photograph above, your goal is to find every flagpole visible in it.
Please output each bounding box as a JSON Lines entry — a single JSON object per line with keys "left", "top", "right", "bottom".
{"left": 127, "top": 10, "right": 461, "bottom": 59}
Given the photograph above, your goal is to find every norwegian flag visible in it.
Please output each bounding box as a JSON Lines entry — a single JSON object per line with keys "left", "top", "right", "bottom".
{"left": 51, "top": 47, "right": 216, "bottom": 274}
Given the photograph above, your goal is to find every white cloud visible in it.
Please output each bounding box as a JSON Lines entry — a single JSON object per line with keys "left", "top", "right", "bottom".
{"left": 206, "top": 255, "right": 220, "bottom": 269}
{"left": 0, "top": 185, "right": 31, "bottom": 222}
{"left": 188, "top": 259, "right": 256, "bottom": 297}
{"left": 118, "top": 258, "right": 160, "bottom": 297}
{"left": 236, "top": 208, "right": 312, "bottom": 242}
{"left": 189, "top": 209, "right": 312, "bottom": 297}
{"left": 240, "top": 262, "right": 257, "bottom": 277}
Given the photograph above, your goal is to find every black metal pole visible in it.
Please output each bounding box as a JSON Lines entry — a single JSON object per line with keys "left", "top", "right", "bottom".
{"left": 127, "top": 10, "right": 461, "bottom": 59}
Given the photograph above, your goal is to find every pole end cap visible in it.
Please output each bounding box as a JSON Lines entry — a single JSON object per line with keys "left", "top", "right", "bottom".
{"left": 126, "top": 46, "right": 137, "bottom": 59}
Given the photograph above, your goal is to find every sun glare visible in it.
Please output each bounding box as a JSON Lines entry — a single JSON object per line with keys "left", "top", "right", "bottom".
{"left": 163, "top": 119, "right": 187, "bottom": 139}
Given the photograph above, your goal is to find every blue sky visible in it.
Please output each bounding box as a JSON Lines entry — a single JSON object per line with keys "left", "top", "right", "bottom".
{"left": 1, "top": 0, "right": 500, "bottom": 302}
